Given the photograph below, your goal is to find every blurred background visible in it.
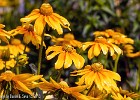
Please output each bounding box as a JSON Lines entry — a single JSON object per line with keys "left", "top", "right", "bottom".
{"left": 0, "top": 0, "right": 140, "bottom": 92}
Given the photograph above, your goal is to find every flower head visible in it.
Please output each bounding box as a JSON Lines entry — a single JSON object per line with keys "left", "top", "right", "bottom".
{"left": 0, "top": 24, "right": 10, "bottom": 44}
{"left": 52, "top": 33, "right": 82, "bottom": 48}
{"left": 10, "top": 24, "right": 45, "bottom": 49}
{"left": 94, "top": 29, "right": 134, "bottom": 45}
{"left": 46, "top": 45, "right": 85, "bottom": 69}
{"left": 71, "top": 63, "right": 121, "bottom": 93}
{"left": 20, "top": 3, "right": 71, "bottom": 35}
{"left": 39, "top": 77, "right": 91, "bottom": 100}
{"left": 8, "top": 39, "right": 29, "bottom": 56}
{"left": 0, "top": 71, "right": 42, "bottom": 96}
{"left": 82, "top": 37, "right": 122, "bottom": 60}
{"left": 111, "top": 87, "right": 140, "bottom": 100}
{"left": 0, "top": 59, "right": 16, "bottom": 70}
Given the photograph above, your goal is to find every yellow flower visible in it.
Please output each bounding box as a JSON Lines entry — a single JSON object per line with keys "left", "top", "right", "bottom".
{"left": 0, "top": 59, "right": 16, "bottom": 70}
{"left": 39, "top": 78, "right": 91, "bottom": 100}
{"left": 71, "top": 63, "right": 121, "bottom": 93}
{"left": 52, "top": 33, "right": 82, "bottom": 48}
{"left": 46, "top": 45, "right": 85, "bottom": 69}
{"left": 82, "top": 37, "right": 122, "bottom": 60}
{"left": 20, "top": 3, "right": 71, "bottom": 35}
{"left": 10, "top": 24, "right": 45, "bottom": 49}
{"left": 0, "top": 71, "right": 42, "bottom": 96}
{"left": 94, "top": 29, "right": 124, "bottom": 38}
{"left": 111, "top": 87, "right": 140, "bottom": 100}
{"left": 122, "top": 44, "right": 140, "bottom": 58}
{"left": 94, "top": 29, "right": 134, "bottom": 45}
{"left": 0, "top": 39, "right": 29, "bottom": 57}
{"left": 87, "top": 86, "right": 108, "bottom": 100}
{"left": 111, "top": 93, "right": 133, "bottom": 100}
{"left": 0, "top": 24, "right": 10, "bottom": 44}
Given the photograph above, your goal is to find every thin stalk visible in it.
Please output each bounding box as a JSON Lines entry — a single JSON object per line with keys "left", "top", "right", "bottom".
{"left": 114, "top": 54, "right": 120, "bottom": 72}
{"left": 4, "top": 61, "right": 7, "bottom": 71}
{"left": 86, "top": 81, "right": 94, "bottom": 95}
{"left": 56, "top": 68, "right": 63, "bottom": 82}
{"left": 136, "top": 64, "right": 140, "bottom": 91}
{"left": 37, "top": 27, "right": 46, "bottom": 75}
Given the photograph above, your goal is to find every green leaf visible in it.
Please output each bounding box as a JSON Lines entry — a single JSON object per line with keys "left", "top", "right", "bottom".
{"left": 82, "top": 24, "right": 91, "bottom": 37}
{"left": 101, "top": 6, "right": 116, "bottom": 16}
{"left": 95, "top": 0, "right": 106, "bottom": 5}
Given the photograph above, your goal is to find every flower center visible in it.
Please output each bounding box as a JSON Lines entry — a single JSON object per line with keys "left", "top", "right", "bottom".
{"left": 24, "top": 24, "right": 34, "bottom": 32}
{"left": 40, "top": 3, "right": 53, "bottom": 16}
{"left": 91, "top": 63, "right": 103, "bottom": 72}
{"left": 62, "top": 45, "right": 74, "bottom": 52}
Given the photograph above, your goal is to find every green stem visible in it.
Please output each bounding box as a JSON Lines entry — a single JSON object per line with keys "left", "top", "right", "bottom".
{"left": 16, "top": 67, "right": 19, "bottom": 74}
{"left": 114, "top": 54, "right": 120, "bottom": 72}
{"left": 4, "top": 61, "right": 7, "bottom": 71}
{"left": 136, "top": 64, "right": 140, "bottom": 91}
{"left": 37, "top": 28, "right": 45, "bottom": 75}
{"left": 86, "top": 81, "right": 94, "bottom": 96}
{"left": 56, "top": 68, "right": 63, "bottom": 82}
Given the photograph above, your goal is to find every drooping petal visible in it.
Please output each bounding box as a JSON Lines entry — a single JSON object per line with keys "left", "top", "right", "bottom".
{"left": 34, "top": 15, "right": 46, "bottom": 35}
{"left": 23, "top": 33, "right": 31, "bottom": 44}
{"left": 64, "top": 52, "right": 72, "bottom": 69}
{"left": 99, "top": 43, "right": 108, "bottom": 55}
{"left": 111, "top": 44, "right": 122, "bottom": 54}
{"left": 82, "top": 42, "right": 94, "bottom": 51}
{"left": 73, "top": 53, "right": 85, "bottom": 69}
{"left": 14, "top": 81, "right": 33, "bottom": 96}
{"left": 48, "top": 15, "right": 63, "bottom": 34}
{"left": 46, "top": 46, "right": 62, "bottom": 55}
{"left": 94, "top": 43, "right": 101, "bottom": 56}
{"left": 24, "top": 75, "right": 43, "bottom": 82}
{"left": 103, "top": 70, "right": 121, "bottom": 81}
{"left": 55, "top": 52, "right": 65, "bottom": 69}
{"left": 70, "top": 53, "right": 81, "bottom": 69}
{"left": 88, "top": 46, "right": 94, "bottom": 60}
{"left": 47, "top": 51, "right": 60, "bottom": 60}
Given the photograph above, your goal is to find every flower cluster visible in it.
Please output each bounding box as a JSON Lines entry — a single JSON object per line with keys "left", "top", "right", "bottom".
{"left": 0, "top": 2, "right": 139, "bottom": 100}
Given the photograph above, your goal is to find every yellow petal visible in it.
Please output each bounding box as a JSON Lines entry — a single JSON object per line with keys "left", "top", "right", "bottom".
{"left": 53, "top": 13, "right": 70, "bottom": 30}
{"left": 111, "top": 44, "right": 122, "bottom": 54}
{"left": 47, "top": 51, "right": 60, "bottom": 60}
{"left": 85, "top": 72, "right": 94, "bottom": 86}
{"left": 15, "top": 81, "right": 33, "bottom": 96}
{"left": 64, "top": 52, "right": 72, "bottom": 69}
{"left": 88, "top": 46, "right": 94, "bottom": 60}
{"left": 99, "top": 43, "right": 108, "bottom": 55}
{"left": 76, "top": 75, "right": 86, "bottom": 85}
{"left": 55, "top": 52, "right": 65, "bottom": 69}
{"left": 34, "top": 15, "right": 46, "bottom": 35}
{"left": 82, "top": 42, "right": 94, "bottom": 51}
{"left": 103, "top": 70, "right": 121, "bottom": 81}
{"left": 108, "top": 46, "right": 114, "bottom": 56}
{"left": 94, "top": 43, "right": 101, "bottom": 56}
{"left": 48, "top": 15, "right": 63, "bottom": 34}
{"left": 70, "top": 53, "right": 80, "bottom": 69}
{"left": 23, "top": 33, "right": 31, "bottom": 44}
{"left": 46, "top": 46, "right": 62, "bottom": 55}
{"left": 94, "top": 73, "right": 103, "bottom": 91}
{"left": 24, "top": 75, "right": 43, "bottom": 82}
{"left": 73, "top": 53, "right": 85, "bottom": 69}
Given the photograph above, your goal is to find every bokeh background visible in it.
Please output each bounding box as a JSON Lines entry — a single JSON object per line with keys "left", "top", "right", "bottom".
{"left": 0, "top": 0, "right": 140, "bottom": 92}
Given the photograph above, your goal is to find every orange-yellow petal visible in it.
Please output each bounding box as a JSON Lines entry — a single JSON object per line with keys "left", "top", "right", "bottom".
{"left": 64, "top": 52, "right": 72, "bottom": 69}
{"left": 55, "top": 52, "right": 65, "bottom": 69}
{"left": 47, "top": 51, "right": 60, "bottom": 60}
{"left": 34, "top": 15, "right": 46, "bottom": 35}
{"left": 94, "top": 43, "right": 101, "bottom": 56}
{"left": 88, "top": 46, "right": 94, "bottom": 60}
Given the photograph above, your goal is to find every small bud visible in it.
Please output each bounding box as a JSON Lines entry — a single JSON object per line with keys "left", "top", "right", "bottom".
{"left": 1, "top": 48, "right": 10, "bottom": 61}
